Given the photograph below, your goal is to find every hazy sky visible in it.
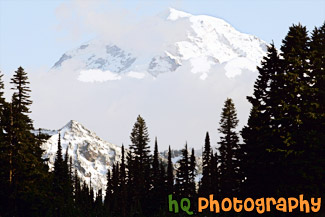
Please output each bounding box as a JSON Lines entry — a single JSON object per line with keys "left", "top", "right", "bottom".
{"left": 0, "top": 0, "right": 324, "bottom": 150}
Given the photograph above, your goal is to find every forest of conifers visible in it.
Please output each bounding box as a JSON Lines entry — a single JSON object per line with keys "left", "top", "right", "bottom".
{"left": 0, "top": 23, "right": 324, "bottom": 217}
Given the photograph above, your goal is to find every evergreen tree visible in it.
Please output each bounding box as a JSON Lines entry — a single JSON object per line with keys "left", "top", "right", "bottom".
{"left": 111, "top": 163, "right": 120, "bottom": 215}
{"left": 175, "top": 143, "right": 190, "bottom": 198}
{"left": 308, "top": 23, "right": 325, "bottom": 197}
{"left": 0, "top": 71, "right": 10, "bottom": 215}
{"left": 64, "top": 148, "right": 75, "bottom": 216}
{"left": 152, "top": 137, "right": 160, "bottom": 189}
{"left": 149, "top": 137, "right": 161, "bottom": 214}
{"left": 166, "top": 145, "right": 174, "bottom": 195}
{"left": 241, "top": 24, "right": 325, "bottom": 211}
{"left": 277, "top": 24, "right": 310, "bottom": 155}
{"left": 53, "top": 133, "right": 65, "bottom": 216}
{"left": 241, "top": 44, "right": 284, "bottom": 197}
{"left": 94, "top": 189, "right": 104, "bottom": 217}
{"left": 199, "top": 132, "right": 212, "bottom": 197}
{"left": 189, "top": 148, "right": 196, "bottom": 198}
{"left": 127, "top": 115, "right": 151, "bottom": 216}
{"left": 159, "top": 160, "right": 167, "bottom": 204}
{"left": 218, "top": 98, "right": 241, "bottom": 197}
{"left": 119, "top": 144, "right": 127, "bottom": 217}
{"left": 7, "top": 67, "right": 50, "bottom": 216}
{"left": 275, "top": 23, "right": 315, "bottom": 196}
{"left": 74, "top": 168, "right": 82, "bottom": 216}
{"left": 104, "top": 169, "right": 112, "bottom": 215}
{"left": 210, "top": 150, "right": 220, "bottom": 195}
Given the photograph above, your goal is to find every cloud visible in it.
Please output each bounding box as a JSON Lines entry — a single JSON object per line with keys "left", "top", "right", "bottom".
{"left": 78, "top": 69, "right": 122, "bottom": 82}
{"left": 55, "top": 0, "right": 189, "bottom": 55}
{"left": 27, "top": 59, "right": 257, "bottom": 150}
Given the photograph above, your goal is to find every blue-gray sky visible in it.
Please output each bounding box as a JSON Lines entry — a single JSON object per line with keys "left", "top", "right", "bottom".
{"left": 1, "top": 0, "right": 324, "bottom": 74}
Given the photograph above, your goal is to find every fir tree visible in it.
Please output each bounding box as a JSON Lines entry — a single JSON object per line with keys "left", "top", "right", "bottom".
{"left": 152, "top": 137, "right": 160, "bottom": 189}
{"left": 276, "top": 24, "right": 314, "bottom": 196}
{"left": 7, "top": 67, "right": 50, "bottom": 216}
{"left": 0, "top": 71, "right": 9, "bottom": 215}
{"left": 104, "top": 169, "right": 112, "bottom": 215}
{"left": 241, "top": 44, "right": 284, "bottom": 197}
{"left": 119, "top": 144, "right": 127, "bottom": 217}
{"left": 189, "top": 148, "right": 196, "bottom": 198}
{"left": 210, "top": 150, "right": 220, "bottom": 195}
{"left": 53, "top": 133, "right": 65, "bottom": 216}
{"left": 218, "top": 98, "right": 241, "bottom": 197}
{"left": 149, "top": 137, "right": 161, "bottom": 214}
{"left": 127, "top": 115, "right": 151, "bottom": 216}
{"left": 166, "top": 145, "right": 174, "bottom": 195}
{"left": 199, "top": 132, "right": 212, "bottom": 197}
{"left": 159, "top": 160, "right": 167, "bottom": 204}
{"left": 74, "top": 168, "right": 82, "bottom": 215}
{"left": 111, "top": 163, "right": 120, "bottom": 215}
{"left": 94, "top": 189, "right": 104, "bottom": 217}
{"left": 175, "top": 143, "right": 190, "bottom": 198}
{"left": 308, "top": 23, "right": 325, "bottom": 197}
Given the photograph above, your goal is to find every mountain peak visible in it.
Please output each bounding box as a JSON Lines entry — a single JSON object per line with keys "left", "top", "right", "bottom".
{"left": 60, "top": 120, "right": 84, "bottom": 133}
{"left": 64, "top": 119, "right": 80, "bottom": 128}
{"left": 166, "top": 8, "right": 191, "bottom": 20}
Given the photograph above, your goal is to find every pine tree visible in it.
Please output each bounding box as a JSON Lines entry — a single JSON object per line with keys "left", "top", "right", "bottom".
{"left": 175, "top": 143, "right": 190, "bottom": 198}
{"left": 111, "top": 163, "right": 120, "bottom": 215}
{"left": 74, "top": 168, "right": 82, "bottom": 215}
{"left": 64, "top": 147, "right": 75, "bottom": 216}
{"left": 276, "top": 24, "right": 314, "bottom": 196}
{"left": 152, "top": 137, "right": 160, "bottom": 189}
{"left": 0, "top": 71, "right": 9, "bottom": 215}
{"left": 218, "top": 98, "right": 241, "bottom": 197}
{"left": 308, "top": 23, "right": 325, "bottom": 197}
{"left": 278, "top": 24, "right": 310, "bottom": 154}
{"left": 119, "top": 144, "right": 127, "bottom": 217}
{"left": 104, "top": 169, "right": 112, "bottom": 215}
{"left": 149, "top": 137, "right": 161, "bottom": 214}
{"left": 241, "top": 44, "right": 284, "bottom": 197}
{"left": 189, "top": 148, "right": 196, "bottom": 198}
{"left": 94, "top": 189, "right": 104, "bottom": 217}
{"left": 6, "top": 67, "right": 50, "bottom": 216}
{"left": 199, "top": 132, "right": 212, "bottom": 197}
{"left": 128, "top": 115, "right": 151, "bottom": 216}
{"left": 159, "top": 160, "right": 167, "bottom": 206}
{"left": 210, "top": 150, "right": 220, "bottom": 195}
{"left": 0, "top": 71, "right": 6, "bottom": 131}
{"left": 53, "top": 133, "right": 65, "bottom": 216}
{"left": 166, "top": 145, "right": 174, "bottom": 195}
{"left": 241, "top": 24, "right": 324, "bottom": 202}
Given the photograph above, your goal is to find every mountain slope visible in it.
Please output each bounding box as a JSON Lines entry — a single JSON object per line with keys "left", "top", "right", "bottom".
{"left": 40, "top": 120, "right": 122, "bottom": 193}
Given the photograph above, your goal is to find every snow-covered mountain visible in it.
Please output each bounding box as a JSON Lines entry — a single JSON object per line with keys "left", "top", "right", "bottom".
{"left": 39, "top": 120, "right": 203, "bottom": 194}
{"left": 40, "top": 120, "right": 122, "bottom": 193}
{"left": 52, "top": 8, "right": 267, "bottom": 81}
